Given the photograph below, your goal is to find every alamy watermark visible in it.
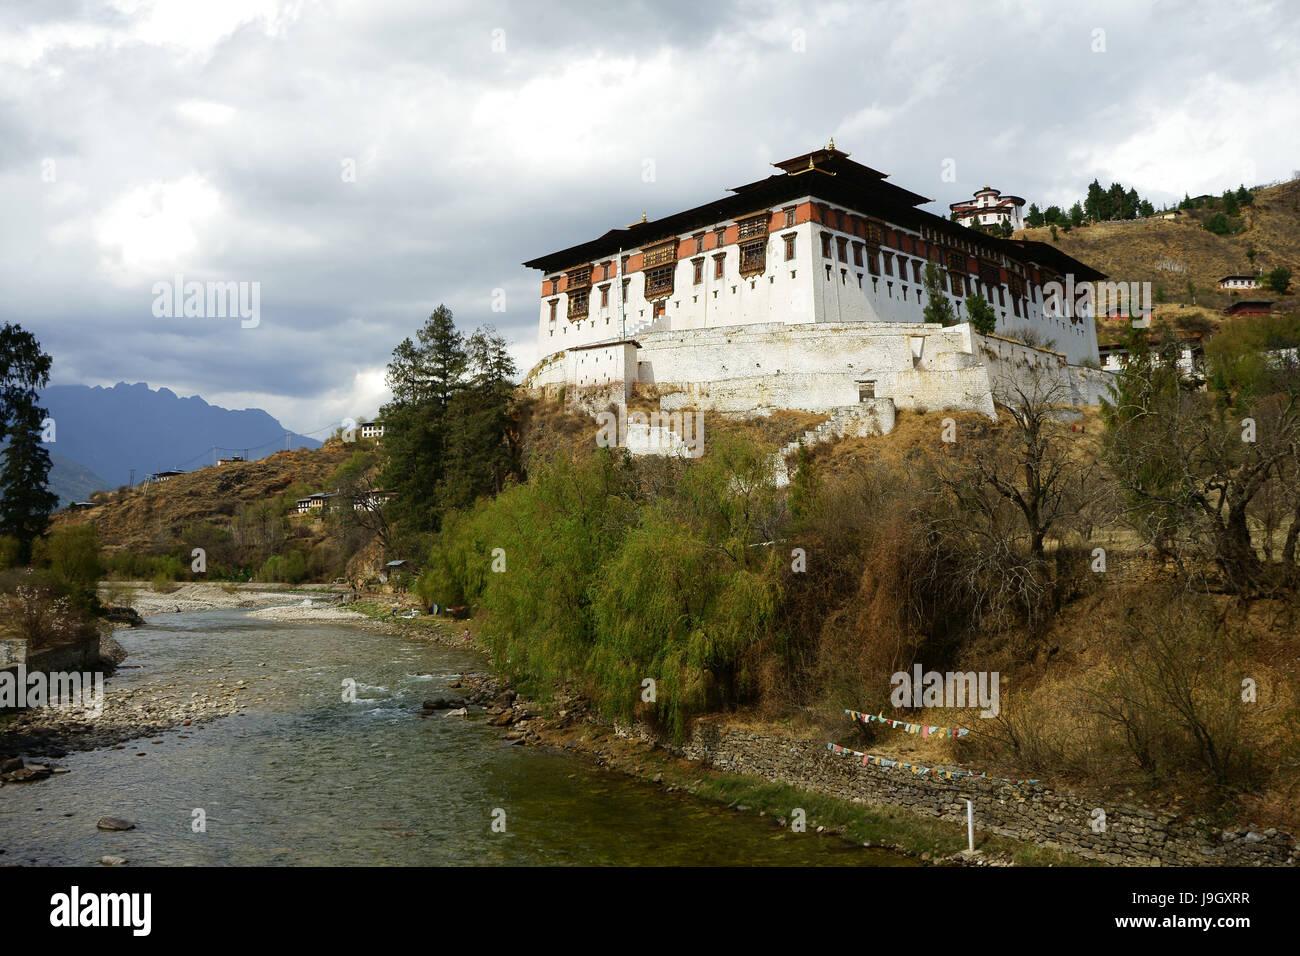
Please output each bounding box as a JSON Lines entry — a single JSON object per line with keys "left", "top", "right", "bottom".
{"left": 595, "top": 404, "right": 705, "bottom": 458}
{"left": 152, "top": 275, "right": 260, "bottom": 328}
{"left": 0, "top": 666, "right": 105, "bottom": 718}
{"left": 890, "top": 665, "right": 1000, "bottom": 718}
{"left": 1043, "top": 275, "right": 1152, "bottom": 321}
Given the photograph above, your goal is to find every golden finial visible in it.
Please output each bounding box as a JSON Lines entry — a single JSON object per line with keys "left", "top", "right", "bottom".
{"left": 808, "top": 157, "right": 815, "bottom": 169}
{"left": 640, "top": 211, "right": 647, "bottom": 223}
{"left": 828, "top": 136, "right": 835, "bottom": 150}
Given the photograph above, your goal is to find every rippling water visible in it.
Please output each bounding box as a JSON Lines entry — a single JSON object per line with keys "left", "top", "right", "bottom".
{"left": 0, "top": 608, "right": 912, "bottom": 866}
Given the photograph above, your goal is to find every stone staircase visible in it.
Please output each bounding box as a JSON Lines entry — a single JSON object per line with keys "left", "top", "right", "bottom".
{"left": 771, "top": 400, "right": 895, "bottom": 487}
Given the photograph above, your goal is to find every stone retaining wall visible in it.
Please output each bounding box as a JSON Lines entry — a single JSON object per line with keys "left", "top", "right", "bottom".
{"left": 616, "top": 717, "right": 1297, "bottom": 866}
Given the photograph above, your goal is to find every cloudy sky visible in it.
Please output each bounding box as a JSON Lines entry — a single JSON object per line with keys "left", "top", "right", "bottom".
{"left": 3, "top": 0, "right": 1297, "bottom": 434}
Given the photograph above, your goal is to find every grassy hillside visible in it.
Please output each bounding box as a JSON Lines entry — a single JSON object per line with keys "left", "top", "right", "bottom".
{"left": 52, "top": 443, "right": 354, "bottom": 556}
{"left": 1018, "top": 178, "right": 1300, "bottom": 315}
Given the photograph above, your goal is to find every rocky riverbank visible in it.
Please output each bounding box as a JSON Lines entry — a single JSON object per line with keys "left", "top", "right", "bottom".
{"left": 0, "top": 670, "right": 274, "bottom": 768}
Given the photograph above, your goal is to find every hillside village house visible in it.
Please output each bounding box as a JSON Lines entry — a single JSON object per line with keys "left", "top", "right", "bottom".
{"left": 216, "top": 455, "right": 245, "bottom": 466}
{"left": 523, "top": 144, "right": 1109, "bottom": 422}
{"left": 949, "top": 186, "right": 1026, "bottom": 231}
{"left": 1218, "top": 275, "right": 1261, "bottom": 292}
{"left": 1224, "top": 300, "right": 1274, "bottom": 317}
{"left": 359, "top": 421, "right": 385, "bottom": 440}
{"left": 144, "top": 470, "right": 184, "bottom": 483}
{"left": 294, "top": 492, "right": 336, "bottom": 515}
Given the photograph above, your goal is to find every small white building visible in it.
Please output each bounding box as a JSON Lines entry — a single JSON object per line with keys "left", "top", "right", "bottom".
{"left": 295, "top": 492, "right": 335, "bottom": 515}
{"left": 359, "top": 421, "right": 385, "bottom": 439}
{"left": 950, "top": 186, "right": 1026, "bottom": 231}
{"left": 1218, "top": 275, "right": 1261, "bottom": 291}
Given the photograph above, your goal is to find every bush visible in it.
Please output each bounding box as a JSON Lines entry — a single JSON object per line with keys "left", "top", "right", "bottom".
{"left": 0, "top": 535, "right": 21, "bottom": 571}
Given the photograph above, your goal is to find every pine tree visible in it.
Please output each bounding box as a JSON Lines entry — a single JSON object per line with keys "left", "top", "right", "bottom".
{"left": 1026, "top": 203, "right": 1044, "bottom": 228}
{"left": 379, "top": 306, "right": 468, "bottom": 536}
{"left": 1085, "top": 179, "right": 1105, "bottom": 221}
{"left": 964, "top": 293, "right": 998, "bottom": 335}
{"left": 0, "top": 323, "right": 56, "bottom": 562}
{"left": 921, "top": 263, "right": 956, "bottom": 326}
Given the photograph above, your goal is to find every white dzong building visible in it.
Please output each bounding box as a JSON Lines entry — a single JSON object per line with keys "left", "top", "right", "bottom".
{"left": 523, "top": 145, "right": 1108, "bottom": 419}
{"left": 949, "top": 186, "right": 1026, "bottom": 231}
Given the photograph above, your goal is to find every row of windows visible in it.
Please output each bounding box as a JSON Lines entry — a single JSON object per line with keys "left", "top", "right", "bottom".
{"left": 549, "top": 234, "right": 802, "bottom": 320}
{"left": 547, "top": 207, "right": 803, "bottom": 296}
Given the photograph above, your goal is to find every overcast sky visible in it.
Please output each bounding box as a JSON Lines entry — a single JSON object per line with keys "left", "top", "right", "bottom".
{"left": 3, "top": 0, "right": 1297, "bottom": 434}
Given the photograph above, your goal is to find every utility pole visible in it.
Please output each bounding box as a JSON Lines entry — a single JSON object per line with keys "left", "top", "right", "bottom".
{"left": 128, "top": 468, "right": 135, "bottom": 489}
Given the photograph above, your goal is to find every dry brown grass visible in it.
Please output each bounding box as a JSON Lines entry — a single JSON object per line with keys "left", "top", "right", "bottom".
{"left": 50, "top": 445, "right": 353, "bottom": 556}
{"left": 1018, "top": 179, "right": 1300, "bottom": 315}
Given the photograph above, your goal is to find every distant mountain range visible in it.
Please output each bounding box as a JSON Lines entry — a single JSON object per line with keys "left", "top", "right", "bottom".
{"left": 37, "top": 382, "right": 322, "bottom": 493}
{"left": 47, "top": 452, "right": 110, "bottom": 507}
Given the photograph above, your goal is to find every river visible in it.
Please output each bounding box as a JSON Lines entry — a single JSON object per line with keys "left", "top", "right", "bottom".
{"left": 0, "top": 607, "right": 912, "bottom": 866}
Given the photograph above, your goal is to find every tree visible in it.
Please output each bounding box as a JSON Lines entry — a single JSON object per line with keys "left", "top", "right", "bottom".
{"left": 437, "top": 326, "right": 521, "bottom": 512}
{"left": 965, "top": 293, "right": 998, "bottom": 335}
{"left": 1085, "top": 179, "right": 1106, "bottom": 221}
{"left": 1266, "top": 266, "right": 1292, "bottom": 294}
{"left": 1069, "top": 202, "right": 1085, "bottom": 227}
{"left": 1049, "top": 224, "right": 1059, "bottom": 243}
{"left": 1139, "top": 198, "right": 1155, "bottom": 218}
{"left": 921, "top": 263, "right": 955, "bottom": 326}
{"left": 933, "top": 367, "right": 1103, "bottom": 635}
{"left": 1102, "top": 330, "right": 1300, "bottom": 594}
{"left": 0, "top": 323, "right": 56, "bottom": 562}
{"left": 1222, "top": 189, "right": 1239, "bottom": 217}
{"left": 1025, "top": 203, "right": 1044, "bottom": 228}
{"left": 1236, "top": 184, "right": 1253, "bottom": 207}
{"left": 379, "top": 306, "right": 468, "bottom": 535}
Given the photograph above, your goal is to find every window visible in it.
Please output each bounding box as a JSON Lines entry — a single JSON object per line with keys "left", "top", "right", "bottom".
{"left": 837, "top": 237, "right": 848, "bottom": 262}
{"left": 692, "top": 258, "right": 704, "bottom": 284}
{"left": 913, "top": 261, "right": 922, "bottom": 283}
{"left": 737, "top": 214, "right": 768, "bottom": 240}
{"left": 853, "top": 242, "right": 863, "bottom": 267}
{"left": 550, "top": 278, "right": 560, "bottom": 295}
{"left": 620, "top": 255, "right": 630, "bottom": 274}
{"left": 567, "top": 266, "right": 592, "bottom": 292}
{"left": 714, "top": 228, "right": 726, "bottom": 248}
{"left": 867, "top": 248, "right": 879, "bottom": 276}
{"left": 548, "top": 299, "right": 557, "bottom": 321}
{"left": 601, "top": 262, "right": 611, "bottom": 281}
{"left": 653, "top": 300, "right": 665, "bottom": 318}
{"left": 599, "top": 285, "right": 609, "bottom": 308}
{"left": 644, "top": 263, "right": 675, "bottom": 300}
{"left": 567, "top": 289, "right": 589, "bottom": 320}
{"left": 882, "top": 252, "right": 893, "bottom": 277}
{"left": 784, "top": 206, "right": 796, "bottom": 228}
{"left": 622, "top": 278, "right": 630, "bottom": 298}
{"left": 896, "top": 255, "right": 907, "bottom": 277}
{"left": 821, "top": 232, "right": 832, "bottom": 257}
{"left": 713, "top": 253, "right": 726, "bottom": 279}
{"left": 739, "top": 238, "right": 766, "bottom": 277}
{"left": 950, "top": 273, "right": 964, "bottom": 297}
{"left": 783, "top": 233, "right": 796, "bottom": 261}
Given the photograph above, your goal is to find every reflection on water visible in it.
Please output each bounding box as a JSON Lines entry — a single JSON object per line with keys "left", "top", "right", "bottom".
{"left": 0, "top": 608, "right": 912, "bottom": 866}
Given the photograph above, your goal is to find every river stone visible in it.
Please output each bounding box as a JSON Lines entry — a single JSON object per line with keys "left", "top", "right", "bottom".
{"left": 0, "top": 757, "right": 21, "bottom": 773}
{"left": 99, "top": 856, "right": 128, "bottom": 866}
{"left": 443, "top": 707, "right": 468, "bottom": 718}
{"left": 96, "top": 817, "right": 136, "bottom": 831}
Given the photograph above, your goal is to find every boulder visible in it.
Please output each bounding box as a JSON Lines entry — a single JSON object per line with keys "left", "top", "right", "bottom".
{"left": 96, "top": 817, "right": 136, "bottom": 831}
{"left": 442, "top": 707, "right": 468, "bottom": 719}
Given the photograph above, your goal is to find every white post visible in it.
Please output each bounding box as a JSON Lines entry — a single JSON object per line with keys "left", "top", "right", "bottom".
{"left": 966, "top": 799, "right": 975, "bottom": 853}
